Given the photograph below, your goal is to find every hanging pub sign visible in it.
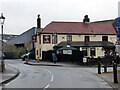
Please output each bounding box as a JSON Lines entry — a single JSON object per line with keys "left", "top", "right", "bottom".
{"left": 43, "top": 35, "right": 51, "bottom": 43}
{"left": 32, "top": 36, "right": 37, "bottom": 42}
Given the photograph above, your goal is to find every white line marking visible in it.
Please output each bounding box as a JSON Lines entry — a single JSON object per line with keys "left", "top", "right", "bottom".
{"left": 51, "top": 74, "right": 54, "bottom": 82}
{"left": 49, "top": 71, "right": 51, "bottom": 74}
{"left": 44, "top": 69, "right": 51, "bottom": 74}
{"left": 43, "top": 68, "right": 54, "bottom": 89}
{"left": 44, "top": 84, "right": 49, "bottom": 89}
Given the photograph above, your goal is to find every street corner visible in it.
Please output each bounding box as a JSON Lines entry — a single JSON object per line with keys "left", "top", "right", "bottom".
{"left": 1, "top": 65, "right": 20, "bottom": 85}
{"left": 24, "top": 61, "right": 63, "bottom": 67}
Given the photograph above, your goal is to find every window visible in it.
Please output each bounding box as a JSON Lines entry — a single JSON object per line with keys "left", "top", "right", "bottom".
{"left": 39, "top": 35, "right": 41, "bottom": 44}
{"left": 43, "top": 35, "right": 51, "bottom": 43}
{"left": 90, "top": 48, "right": 96, "bottom": 56}
{"left": 85, "top": 36, "right": 89, "bottom": 42}
{"left": 52, "top": 35, "right": 57, "bottom": 44}
{"left": 37, "top": 50, "right": 38, "bottom": 55}
{"left": 82, "top": 48, "right": 88, "bottom": 56}
{"left": 67, "top": 35, "right": 72, "bottom": 41}
{"left": 102, "top": 36, "right": 108, "bottom": 41}
{"left": 40, "top": 48, "right": 41, "bottom": 57}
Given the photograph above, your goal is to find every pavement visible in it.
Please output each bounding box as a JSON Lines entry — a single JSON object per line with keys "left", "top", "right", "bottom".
{"left": 0, "top": 64, "right": 19, "bottom": 87}
{"left": 24, "top": 60, "right": 82, "bottom": 67}
{"left": 25, "top": 60, "right": 120, "bottom": 89}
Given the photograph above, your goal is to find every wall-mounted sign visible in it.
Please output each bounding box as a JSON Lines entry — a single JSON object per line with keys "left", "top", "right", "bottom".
{"left": 43, "top": 35, "right": 51, "bottom": 43}
{"left": 63, "top": 50, "right": 67, "bottom": 54}
{"left": 63, "top": 50, "right": 72, "bottom": 55}
{"left": 68, "top": 50, "right": 72, "bottom": 55}
{"left": 56, "top": 50, "right": 59, "bottom": 54}
{"left": 32, "top": 36, "right": 36, "bottom": 42}
{"left": 83, "top": 58, "right": 87, "bottom": 63}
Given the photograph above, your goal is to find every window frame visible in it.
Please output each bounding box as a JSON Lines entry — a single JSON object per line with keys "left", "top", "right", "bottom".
{"left": 52, "top": 34, "right": 57, "bottom": 44}
{"left": 102, "top": 36, "right": 108, "bottom": 42}
{"left": 40, "top": 48, "right": 41, "bottom": 57}
{"left": 85, "top": 36, "right": 90, "bottom": 42}
{"left": 39, "top": 35, "right": 41, "bottom": 44}
{"left": 67, "top": 35, "right": 72, "bottom": 41}
{"left": 37, "top": 50, "right": 38, "bottom": 55}
{"left": 90, "top": 47, "right": 96, "bottom": 56}
{"left": 82, "top": 47, "right": 88, "bottom": 56}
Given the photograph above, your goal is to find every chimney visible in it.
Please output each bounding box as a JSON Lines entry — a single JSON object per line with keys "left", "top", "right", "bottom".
{"left": 37, "top": 14, "right": 41, "bottom": 30}
{"left": 83, "top": 15, "right": 90, "bottom": 24}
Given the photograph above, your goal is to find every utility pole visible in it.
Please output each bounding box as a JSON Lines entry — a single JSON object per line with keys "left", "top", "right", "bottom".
{"left": 0, "top": 13, "right": 5, "bottom": 73}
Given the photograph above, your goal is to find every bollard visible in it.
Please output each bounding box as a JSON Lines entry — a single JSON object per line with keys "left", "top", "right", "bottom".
{"left": 98, "top": 61, "right": 101, "bottom": 74}
{"left": 113, "top": 62, "right": 118, "bottom": 83}
{"left": 98, "top": 57, "right": 101, "bottom": 74}
{"left": 26, "top": 58, "right": 28, "bottom": 63}
{"left": 37, "top": 57, "right": 39, "bottom": 63}
{"left": 104, "top": 64, "right": 107, "bottom": 73}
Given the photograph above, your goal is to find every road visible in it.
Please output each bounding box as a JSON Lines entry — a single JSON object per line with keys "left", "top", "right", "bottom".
{"left": 3, "top": 59, "right": 112, "bottom": 89}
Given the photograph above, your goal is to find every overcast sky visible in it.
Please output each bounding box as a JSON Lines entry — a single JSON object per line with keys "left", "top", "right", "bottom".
{"left": 0, "top": 0, "right": 120, "bottom": 35}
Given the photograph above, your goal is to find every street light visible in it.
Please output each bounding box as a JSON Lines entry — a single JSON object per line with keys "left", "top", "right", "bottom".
{"left": 0, "top": 13, "right": 5, "bottom": 73}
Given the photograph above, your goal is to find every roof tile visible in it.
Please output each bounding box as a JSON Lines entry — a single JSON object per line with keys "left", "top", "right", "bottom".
{"left": 41, "top": 21, "right": 117, "bottom": 34}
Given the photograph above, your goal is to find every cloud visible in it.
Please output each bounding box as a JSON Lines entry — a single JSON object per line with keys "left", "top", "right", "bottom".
{"left": 0, "top": 0, "right": 119, "bottom": 34}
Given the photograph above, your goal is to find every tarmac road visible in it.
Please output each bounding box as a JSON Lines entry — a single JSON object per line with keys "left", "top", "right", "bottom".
{"left": 3, "top": 59, "right": 112, "bottom": 89}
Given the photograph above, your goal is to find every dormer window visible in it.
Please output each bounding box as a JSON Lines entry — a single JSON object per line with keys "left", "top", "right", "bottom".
{"left": 85, "top": 36, "right": 89, "bottom": 42}
{"left": 102, "top": 36, "right": 108, "bottom": 42}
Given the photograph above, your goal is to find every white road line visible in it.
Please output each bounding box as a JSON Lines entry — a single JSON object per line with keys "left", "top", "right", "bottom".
{"left": 43, "top": 68, "right": 54, "bottom": 90}
{"left": 44, "top": 84, "right": 49, "bottom": 89}
{"left": 44, "top": 69, "right": 54, "bottom": 82}
{"left": 51, "top": 74, "right": 54, "bottom": 82}
{"left": 44, "top": 69, "right": 51, "bottom": 74}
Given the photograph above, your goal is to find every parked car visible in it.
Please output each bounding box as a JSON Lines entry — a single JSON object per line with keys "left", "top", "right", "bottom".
{"left": 21, "top": 52, "right": 34, "bottom": 61}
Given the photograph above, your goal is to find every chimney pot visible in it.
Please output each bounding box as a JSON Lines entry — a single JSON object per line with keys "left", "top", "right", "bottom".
{"left": 83, "top": 15, "right": 90, "bottom": 24}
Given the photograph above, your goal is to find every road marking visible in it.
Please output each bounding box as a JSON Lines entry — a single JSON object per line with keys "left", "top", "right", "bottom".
{"left": 44, "top": 69, "right": 51, "bottom": 74}
{"left": 44, "top": 84, "right": 49, "bottom": 89}
{"left": 44, "top": 69, "right": 54, "bottom": 82}
{"left": 43, "top": 68, "right": 54, "bottom": 89}
{"left": 51, "top": 74, "right": 54, "bottom": 82}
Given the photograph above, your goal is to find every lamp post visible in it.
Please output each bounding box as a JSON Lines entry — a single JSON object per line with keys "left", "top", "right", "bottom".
{"left": 0, "top": 13, "right": 5, "bottom": 73}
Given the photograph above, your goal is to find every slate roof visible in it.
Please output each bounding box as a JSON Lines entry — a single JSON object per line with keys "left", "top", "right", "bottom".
{"left": 41, "top": 21, "right": 117, "bottom": 35}
{"left": 6, "top": 27, "right": 37, "bottom": 44}
{"left": 56, "top": 41, "right": 115, "bottom": 48}
{"left": 0, "top": 34, "right": 18, "bottom": 42}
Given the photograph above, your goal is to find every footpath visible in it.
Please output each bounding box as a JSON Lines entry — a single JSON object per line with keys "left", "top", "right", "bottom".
{"left": 0, "top": 64, "right": 19, "bottom": 87}
{"left": 25, "top": 60, "right": 120, "bottom": 89}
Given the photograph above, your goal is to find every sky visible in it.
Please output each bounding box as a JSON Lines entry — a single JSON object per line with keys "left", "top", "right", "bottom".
{"left": 0, "top": 0, "right": 120, "bottom": 35}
